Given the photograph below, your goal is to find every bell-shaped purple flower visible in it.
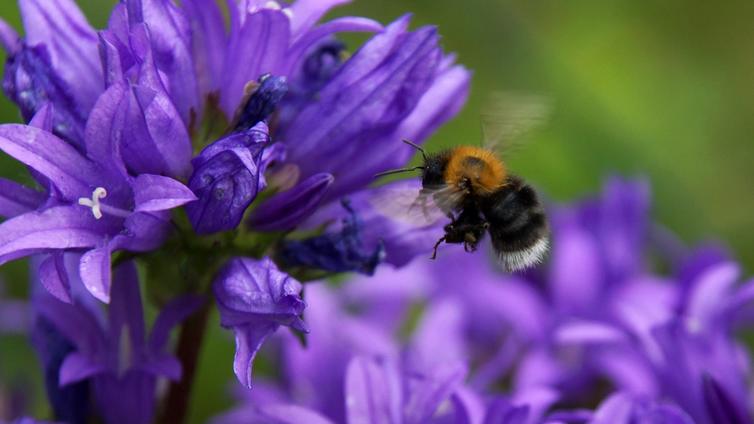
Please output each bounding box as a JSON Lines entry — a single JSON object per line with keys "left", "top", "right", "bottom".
{"left": 187, "top": 122, "right": 269, "bottom": 234}
{"left": 213, "top": 257, "right": 307, "bottom": 388}
{"left": 0, "top": 120, "right": 196, "bottom": 303}
{"left": 32, "top": 261, "right": 201, "bottom": 424}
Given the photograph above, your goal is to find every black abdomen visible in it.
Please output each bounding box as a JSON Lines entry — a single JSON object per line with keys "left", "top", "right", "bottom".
{"left": 480, "top": 176, "right": 549, "bottom": 271}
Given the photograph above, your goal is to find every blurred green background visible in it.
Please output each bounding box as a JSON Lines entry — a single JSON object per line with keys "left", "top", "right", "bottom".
{"left": 1, "top": 0, "right": 753, "bottom": 422}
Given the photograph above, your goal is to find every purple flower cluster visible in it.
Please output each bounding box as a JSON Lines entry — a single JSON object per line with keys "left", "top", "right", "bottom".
{"left": 1, "top": 0, "right": 751, "bottom": 423}
{"left": 0, "top": 0, "right": 469, "bottom": 422}
{"left": 212, "top": 177, "right": 754, "bottom": 424}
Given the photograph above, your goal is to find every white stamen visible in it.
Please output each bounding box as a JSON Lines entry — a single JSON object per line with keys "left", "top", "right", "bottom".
{"left": 265, "top": 1, "right": 281, "bottom": 10}
{"left": 78, "top": 187, "right": 108, "bottom": 219}
{"left": 282, "top": 7, "right": 293, "bottom": 18}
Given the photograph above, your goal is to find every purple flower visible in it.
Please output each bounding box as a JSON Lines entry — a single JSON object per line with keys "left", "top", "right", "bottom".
{"left": 213, "top": 257, "right": 307, "bottom": 388}
{"left": 277, "top": 15, "right": 471, "bottom": 202}
{"left": 0, "top": 120, "right": 195, "bottom": 302}
{"left": 32, "top": 260, "right": 201, "bottom": 424}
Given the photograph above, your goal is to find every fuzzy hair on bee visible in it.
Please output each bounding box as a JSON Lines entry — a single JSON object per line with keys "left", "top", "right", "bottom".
{"left": 374, "top": 93, "right": 551, "bottom": 272}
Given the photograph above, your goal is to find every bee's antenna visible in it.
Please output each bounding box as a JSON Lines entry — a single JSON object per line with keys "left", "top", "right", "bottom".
{"left": 401, "top": 139, "right": 427, "bottom": 160}
{"left": 374, "top": 166, "right": 424, "bottom": 178}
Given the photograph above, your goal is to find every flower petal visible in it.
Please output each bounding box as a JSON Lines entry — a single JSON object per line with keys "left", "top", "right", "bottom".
{"left": 39, "top": 253, "right": 73, "bottom": 303}
{"left": 2, "top": 47, "right": 88, "bottom": 146}
{"left": 79, "top": 244, "right": 113, "bottom": 303}
{"left": 107, "top": 261, "right": 146, "bottom": 354}
{"left": 187, "top": 126, "right": 268, "bottom": 234}
{"left": 231, "top": 321, "right": 278, "bottom": 388}
{"left": 591, "top": 392, "right": 633, "bottom": 424}
{"left": 285, "top": 17, "right": 383, "bottom": 72}
{"left": 0, "top": 18, "right": 20, "bottom": 53}
{"left": 0, "top": 177, "right": 44, "bottom": 218}
{"left": 84, "top": 82, "right": 130, "bottom": 180}
{"left": 123, "top": 85, "right": 193, "bottom": 178}
{"left": 0, "top": 206, "right": 111, "bottom": 266}
{"left": 554, "top": 321, "right": 627, "bottom": 346}
{"left": 0, "top": 125, "right": 101, "bottom": 200}
{"left": 345, "top": 356, "right": 402, "bottom": 424}
{"left": 182, "top": 0, "right": 227, "bottom": 95}
{"left": 249, "top": 173, "right": 334, "bottom": 231}
{"left": 125, "top": 0, "right": 198, "bottom": 121}
{"left": 288, "top": 0, "right": 350, "bottom": 36}
{"left": 213, "top": 257, "right": 307, "bottom": 388}
{"left": 33, "top": 295, "right": 104, "bottom": 356}
{"left": 59, "top": 351, "right": 106, "bottom": 386}
{"left": 148, "top": 295, "right": 204, "bottom": 352}
{"left": 139, "top": 353, "right": 182, "bottom": 381}
{"left": 220, "top": 8, "right": 290, "bottom": 116}
{"left": 133, "top": 174, "right": 197, "bottom": 212}
{"left": 19, "top": 0, "right": 102, "bottom": 111}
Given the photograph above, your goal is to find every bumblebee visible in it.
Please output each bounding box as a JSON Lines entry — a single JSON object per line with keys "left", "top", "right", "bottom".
{"left": 376, "top": 94, "right": 550, "bottom": 272}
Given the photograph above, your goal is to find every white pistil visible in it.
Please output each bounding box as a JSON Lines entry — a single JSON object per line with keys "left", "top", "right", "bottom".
{"left": 78, "top": 187, "right": 131, "bottom": 219}
{"left": 78, "top": 187, "right": 108, "bottom": 219}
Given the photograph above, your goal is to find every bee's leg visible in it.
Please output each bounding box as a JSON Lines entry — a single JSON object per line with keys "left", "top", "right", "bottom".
{"left": 430, "top": 236, "right": 446, "bottom": 260}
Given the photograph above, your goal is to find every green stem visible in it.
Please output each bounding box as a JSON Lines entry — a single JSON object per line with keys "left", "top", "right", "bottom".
{"left": 159, "top": 300, "right": 211, "bottom": 424}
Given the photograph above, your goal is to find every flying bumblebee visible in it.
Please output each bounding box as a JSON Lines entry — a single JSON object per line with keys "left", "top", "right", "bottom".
{"left": 375, "top": 94, "right": 550, "bottom": 272}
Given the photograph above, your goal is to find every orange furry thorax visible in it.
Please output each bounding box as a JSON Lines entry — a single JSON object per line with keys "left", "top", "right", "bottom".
{"left": 444, "top": 146, "right": 506, "bottom": 195}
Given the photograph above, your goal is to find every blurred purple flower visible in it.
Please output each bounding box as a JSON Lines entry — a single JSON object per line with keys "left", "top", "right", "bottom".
{"left": 213, "top": 257, "right": 307, "bottom": 388}
{"left": 32, "top": 260, "right": 201, "bottom": 424}
{"left": 314, "top": 176, "right": 754, "bottom": 422}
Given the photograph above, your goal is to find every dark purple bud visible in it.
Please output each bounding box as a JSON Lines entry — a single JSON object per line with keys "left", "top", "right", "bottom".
{"left": 233, "top": 74, "right": 289, "bottom": 132}
{"left": 186, "top": 123, "right": 269, "bottom": 234}
{"left": 277, "top": 200, "right": 385, "bottom": 275}
{"left": 2, "top": 45, "right": 87, "bottom": 147}
{"left": 248, "top": 173, "right": 334, "bottom": 231}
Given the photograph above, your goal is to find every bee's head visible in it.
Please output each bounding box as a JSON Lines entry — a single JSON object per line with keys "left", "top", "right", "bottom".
{"left": 421, "top": 151, "right": 450, "bottom": 188}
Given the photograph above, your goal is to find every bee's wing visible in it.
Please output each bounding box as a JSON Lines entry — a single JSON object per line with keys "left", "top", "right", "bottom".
{"left": 481, "top": 92, "right": 551, "bottom": 155}
{"left": 370, "top": 184, "right": 460, "bottom": 227}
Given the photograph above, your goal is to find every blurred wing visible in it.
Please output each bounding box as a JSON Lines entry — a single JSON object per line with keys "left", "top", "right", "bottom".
{"left": 481, "top": 92, "right": 551, "bottom": 155}
{"left": 370, "top": 184, "right": 460, "bottom": 227}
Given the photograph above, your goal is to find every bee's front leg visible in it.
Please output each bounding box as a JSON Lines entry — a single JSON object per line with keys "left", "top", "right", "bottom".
{"left": 430, "top": 236, "right": 447, "bottom": 260}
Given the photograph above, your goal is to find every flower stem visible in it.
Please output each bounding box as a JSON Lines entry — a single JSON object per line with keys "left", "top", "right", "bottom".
{"left": 159, "top": 300, "right": 211, "bottom": 424}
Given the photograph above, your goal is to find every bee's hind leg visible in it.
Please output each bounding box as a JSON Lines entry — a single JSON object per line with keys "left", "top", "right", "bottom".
{"left": 430, "top": 236, "right": 446, "bottom": 260}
